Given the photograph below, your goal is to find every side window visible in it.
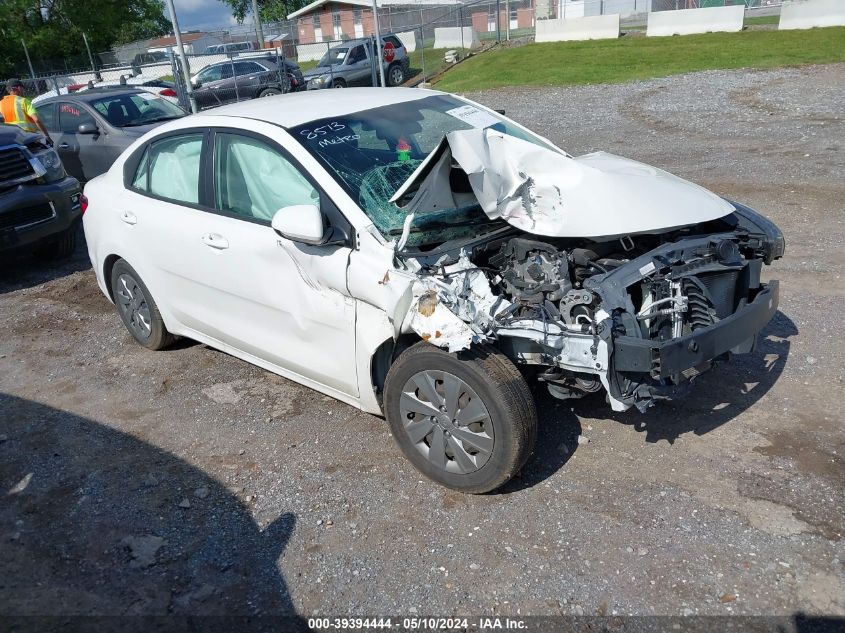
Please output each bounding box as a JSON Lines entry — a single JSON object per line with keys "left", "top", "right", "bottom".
{"left": 58, "top": 102, "right": 95, "bottom": 133}
{"left": 36, "top": 103, "right": 57, "bottom": 132}
{"left": 131, "top": 148, "right": 150, "bottom": 191}
{"left": 197, "top": 65, "right": 222, "bottom": 83}
{"left": 384, "top": 36, "right": 402, "bottom": 50}
{"left": 214, "top": 133, "right": 319, "bottom": 223}
{"left": 234, "top": 61, "right": 262, "bottom": 76}
{"left": 348, "top": 45, "right": 365, "bottom": 64}
{"left": 220, "top": 64, "right": 234, "bottom": 80}
{"left": 147, "top": 134, "right": 203, "bottom": 204}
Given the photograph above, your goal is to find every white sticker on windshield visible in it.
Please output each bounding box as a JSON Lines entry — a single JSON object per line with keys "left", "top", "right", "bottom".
{"left": 136, "top": 92, "right": 157, "bottom": 100}
{"left": 446, "top": 105, "right": 500, "bottom": 129}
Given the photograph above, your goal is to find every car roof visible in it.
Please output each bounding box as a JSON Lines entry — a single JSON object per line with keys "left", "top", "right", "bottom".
{"left": 40, "top": 87, "right": 146, "bottom": 103}
{"left": 202, "top": 87, "right": 438, "bottom": 127}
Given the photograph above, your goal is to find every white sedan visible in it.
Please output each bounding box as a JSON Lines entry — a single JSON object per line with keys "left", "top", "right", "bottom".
{"left": 83, "top": 88, "right": 783, "bottom": 493}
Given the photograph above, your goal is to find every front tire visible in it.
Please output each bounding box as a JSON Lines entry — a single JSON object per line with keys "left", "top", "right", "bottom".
{"left": 384, "top": 342, "right": 537, "bottom": 493}
{"left": 258, "top": 88, "right": 281, "bottom": 98}
{"left": 332, "top": 79, "right": 346, "bottom": 88}
{"left": 110, "top": 259, "right": 175, "bottom": 351}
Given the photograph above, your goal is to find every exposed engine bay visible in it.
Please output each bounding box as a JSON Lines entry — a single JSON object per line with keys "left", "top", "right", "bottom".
{"left": 395, "top": 194, "right": 783, "bottom": 413}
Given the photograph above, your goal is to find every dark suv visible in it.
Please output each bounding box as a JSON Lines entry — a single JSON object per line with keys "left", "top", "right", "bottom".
{"left": 190, "top": 57, "right": 304, "bottom": 109}
{"left": 0, "top": 125, "right": 82, "bottom": 258}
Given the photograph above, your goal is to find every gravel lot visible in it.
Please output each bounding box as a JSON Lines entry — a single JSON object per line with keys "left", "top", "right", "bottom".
{"left": 1, "top": 64, "right": 843, "bottom": 622}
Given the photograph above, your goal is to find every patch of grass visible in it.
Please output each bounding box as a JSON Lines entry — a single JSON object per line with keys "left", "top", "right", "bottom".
{"left": 408, "top": 47, "right": 452, "bottom": 81}
{"left": 434, "top": 27, "right": 845, "bottom": 92}
{"left": 745, "top": 15, "right": 780, "bottom": 26}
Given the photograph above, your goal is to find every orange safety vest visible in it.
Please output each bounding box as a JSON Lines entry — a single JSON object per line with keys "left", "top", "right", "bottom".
{"left": 0, "top": 95, "right": 38, "bottom": 133}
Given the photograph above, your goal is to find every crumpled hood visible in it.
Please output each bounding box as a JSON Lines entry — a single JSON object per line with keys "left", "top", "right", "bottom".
{"left": 392, "top": 128, "right": 735, "bottom": 239}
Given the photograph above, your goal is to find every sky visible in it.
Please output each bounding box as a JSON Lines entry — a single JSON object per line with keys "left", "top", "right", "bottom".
{"left": 173, "top": 0, "right": 242, "bottom": 31}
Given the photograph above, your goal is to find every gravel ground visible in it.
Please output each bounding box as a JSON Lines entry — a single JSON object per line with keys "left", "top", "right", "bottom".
{"left": 1, "top": 64, "right": 843, "bottom": 621}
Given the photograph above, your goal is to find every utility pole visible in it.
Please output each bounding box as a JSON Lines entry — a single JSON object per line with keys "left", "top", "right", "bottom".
{"left": 496, "top": 0, "right": 501, "bottom": 43}
{"left": 251, "top": 0, "right": 265, "bottom": 49}
{"left": 21, "top": 39, "right": 36, "bottom": 79}
{"left": 370, "top": 0, "right": 386, "bottom": 87}
{"left": 505, "top": 0, "right": 510, "bottom": 41}
{"left": 164, "top": 0, "right": 197, "bottom": 113}
{"left": 82, "top": 32, "right": 101, "bottom": 81}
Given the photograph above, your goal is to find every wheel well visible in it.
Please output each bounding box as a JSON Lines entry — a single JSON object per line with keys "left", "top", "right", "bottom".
{"left": 102, "top": 254, "right": 121, "bottom": 301}
{"left": 370, "top": 333, "right": 421, "bottom": 404}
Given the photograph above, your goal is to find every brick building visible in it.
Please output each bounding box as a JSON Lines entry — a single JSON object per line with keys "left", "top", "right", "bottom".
{"left": 289, "top": 0, "right": 464, "bottom": 44}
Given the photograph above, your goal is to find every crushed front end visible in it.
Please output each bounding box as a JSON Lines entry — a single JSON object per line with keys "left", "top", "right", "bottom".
{"left": 401, "top": 202, "right": 783, "bottom": 413}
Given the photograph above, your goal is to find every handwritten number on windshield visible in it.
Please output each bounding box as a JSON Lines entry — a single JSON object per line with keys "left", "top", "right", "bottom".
{"left": 300, "top": 121, "right": 346, "bottom": 140}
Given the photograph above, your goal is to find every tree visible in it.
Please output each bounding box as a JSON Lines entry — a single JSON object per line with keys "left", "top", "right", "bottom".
{"left": 0, "top": 0, "right": 171, "bottom": 77}
{"left": 219, "top": 0, "right": 310, "bottom": 24}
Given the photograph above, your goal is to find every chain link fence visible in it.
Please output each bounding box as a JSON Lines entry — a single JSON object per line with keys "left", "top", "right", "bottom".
{"left": 3, "top": 0, "right": 784, "bottom": 112}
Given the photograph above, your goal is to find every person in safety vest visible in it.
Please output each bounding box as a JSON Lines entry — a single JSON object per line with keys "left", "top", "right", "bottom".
{"left": 0, "top": 79, "right": 53, "bottom": 146}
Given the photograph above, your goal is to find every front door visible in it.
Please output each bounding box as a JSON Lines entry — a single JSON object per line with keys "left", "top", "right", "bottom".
{"left": 53, "top": 101, "right": 107, "bottom": 181}
{"left": 344, "top": 44, "right": 372, "bottom": 86}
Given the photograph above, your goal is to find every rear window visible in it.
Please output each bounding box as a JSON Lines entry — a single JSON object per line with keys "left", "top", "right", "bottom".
{"left": 383, "top": 36, "right": 402, "bottom": 49}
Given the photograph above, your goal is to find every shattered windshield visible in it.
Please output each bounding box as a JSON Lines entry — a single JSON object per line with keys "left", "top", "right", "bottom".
{"left": 289, "top": 95, "right": 559, "bottom": 246}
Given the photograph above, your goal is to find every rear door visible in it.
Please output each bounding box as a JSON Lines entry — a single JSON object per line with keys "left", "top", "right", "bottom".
{"left": 232, "top": 61, "right": 267, "bottom": 98}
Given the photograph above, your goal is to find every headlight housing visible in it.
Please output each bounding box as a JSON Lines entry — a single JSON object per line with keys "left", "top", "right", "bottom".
{"left": 33, "top": 148, "right": 67, "bottom": 184}
{"left": 310, "top": 74, "right": 330, "bottom": 88}
{"left": 727, "top": 199, "right": 786, "bottom": 264}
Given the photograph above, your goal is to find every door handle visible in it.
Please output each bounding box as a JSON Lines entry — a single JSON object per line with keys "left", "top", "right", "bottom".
{"left": 120, "top": 211, "right": 137, "bottom": 225}
{"left": 59, "top": 142, "right": 70, "bottom": 149}
{"left": 201, "top": 233, "right": 229, "bottom": 250}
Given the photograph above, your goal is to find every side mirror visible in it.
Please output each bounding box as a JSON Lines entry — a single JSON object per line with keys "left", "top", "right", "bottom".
{"left": 192, "top": 80, "right": 202, "bottom": 89}
{"left": 78, "top": 123, "right": 99, "bottom": 135}
{"left": 272, "top": 204, "right": 328, "bottom": 245}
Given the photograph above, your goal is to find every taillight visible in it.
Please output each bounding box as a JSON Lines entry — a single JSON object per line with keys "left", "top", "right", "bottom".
{"left": 80, "top": 194, "right": 89, "bottom": 215}
{"left": 159, "top": 88, "right": 177, "bottom": 97}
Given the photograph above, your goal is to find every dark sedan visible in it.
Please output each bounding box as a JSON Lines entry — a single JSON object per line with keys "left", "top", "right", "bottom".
{"left": 36, "top": 87, "right": 186, "bottom": 182}
{"left": 190, "top": 57, "right": 304, "bottom": 110}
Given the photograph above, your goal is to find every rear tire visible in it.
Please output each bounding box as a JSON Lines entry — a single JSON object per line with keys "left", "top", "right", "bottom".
{"left": 110, "top": 259, "right": 175, "bottom": 351}
{"left": 387, "top": 63, "right": 405, "bottom": 87}
{"left": 32, "top": 221, "right": 77, "bottom": 260}
{"left": 384, "top": 342, "right": 537, "bottom": 493}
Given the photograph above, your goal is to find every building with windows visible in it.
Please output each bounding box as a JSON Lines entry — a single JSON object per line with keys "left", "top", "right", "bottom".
{"left": 289, "top": 0, "right": 462, "bottom": 44}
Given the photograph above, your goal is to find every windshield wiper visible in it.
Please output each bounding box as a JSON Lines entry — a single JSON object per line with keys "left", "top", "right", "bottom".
{"left": 123, "top": 115, "right": 183, "bottom": 126}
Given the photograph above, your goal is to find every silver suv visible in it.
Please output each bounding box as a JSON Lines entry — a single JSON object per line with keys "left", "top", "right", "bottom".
{"left": 303, "top": 35, "right": 410, "bottom": 89}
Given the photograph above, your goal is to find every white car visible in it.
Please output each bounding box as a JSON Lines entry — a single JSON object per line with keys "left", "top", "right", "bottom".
{"left": 83, "top": 88, "right": 784, "bottom": 493}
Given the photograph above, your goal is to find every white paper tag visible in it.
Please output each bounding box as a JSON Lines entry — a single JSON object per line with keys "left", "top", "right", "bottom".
{"left": 136, "top": 92, "right": 157, "bottom": 100}
{"left": 638, "top": 261, "right": 656, "bottom": 277}
{"left": 446, "top": 105, "right": 500, "bottom": 129}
